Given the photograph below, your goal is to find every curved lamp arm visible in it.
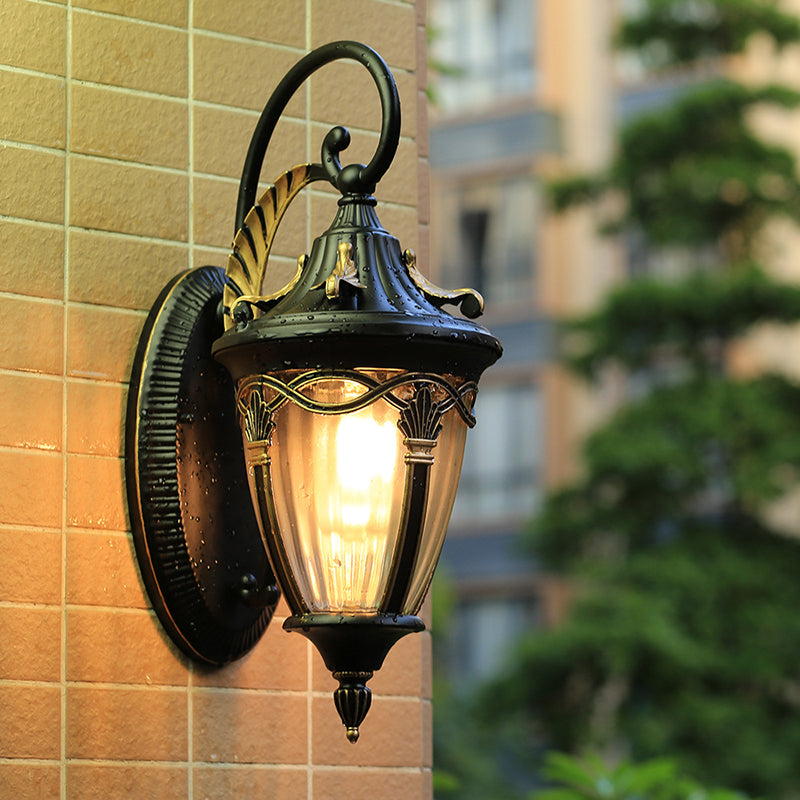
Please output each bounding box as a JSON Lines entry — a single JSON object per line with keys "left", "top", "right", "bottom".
{"left": 234, "top": 40, "right": 402, "bottom": 233}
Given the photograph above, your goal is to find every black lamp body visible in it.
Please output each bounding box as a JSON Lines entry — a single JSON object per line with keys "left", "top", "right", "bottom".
{"left": 126, "top": 41, "right": 501, "bottom": 743}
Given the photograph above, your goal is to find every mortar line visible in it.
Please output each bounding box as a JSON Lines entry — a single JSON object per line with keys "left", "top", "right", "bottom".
{"left": 61, "top": 3, "right": 73, "bottom": 798}
{"left": 187, "top": 6, "right": 196, "bottom": 798}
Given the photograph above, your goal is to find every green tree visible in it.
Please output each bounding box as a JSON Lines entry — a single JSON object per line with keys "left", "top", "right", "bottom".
{"left": 532, "top": 752, "right": 755, "bottom": 800}
{"left": 485, "top": 2, "right": 800, "bottom": 797}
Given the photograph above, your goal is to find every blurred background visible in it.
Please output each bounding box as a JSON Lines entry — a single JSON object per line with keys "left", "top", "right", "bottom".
{"left": 425, "top": 1, "right": 800, "bottom": 798}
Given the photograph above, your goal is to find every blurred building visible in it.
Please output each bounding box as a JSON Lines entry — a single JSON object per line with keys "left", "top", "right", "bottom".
{"left": 428, "top": 0, "right": 622, "bottom": 688}
{"left": 430, "top": 0, "right": 800, "bottom": 688}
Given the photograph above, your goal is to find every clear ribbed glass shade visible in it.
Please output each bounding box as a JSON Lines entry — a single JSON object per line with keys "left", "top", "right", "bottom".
{"left": 246, "top": 372, "right": 469, "bottom": 615}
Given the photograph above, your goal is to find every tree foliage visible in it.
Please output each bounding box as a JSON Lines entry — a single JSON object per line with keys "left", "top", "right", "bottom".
{"left": 616, "top": 0, "right": 800, "bottom": 70}
{"left": 551, "top": 82, "right": 800, "bottom": 248}
{"left": 484, "top": 1, "right": 800, "bottom": 797}
{"left": 532, "top": 752, "right": 755, "bottom": 800}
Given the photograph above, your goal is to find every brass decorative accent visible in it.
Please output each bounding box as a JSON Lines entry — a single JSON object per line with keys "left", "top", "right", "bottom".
{"left": 243, "top": 390, "right": 275, "bottom": 443}
{"left": 402, "top": 248, "right": 485, "bottom": 319}
{"left": 229, "top": 254, "right": 307, "bottom": 323}
{"left": 399, "top": 386, "right": 444, "bottom": 464}
{"left": 224, "top": 164, "right": 323, "bottom": 329}
{"left": 312, "top": 241, "right": 366, "bottom": 300}
{"left": 236, "top": 370, "right": 478, "bottom": 428}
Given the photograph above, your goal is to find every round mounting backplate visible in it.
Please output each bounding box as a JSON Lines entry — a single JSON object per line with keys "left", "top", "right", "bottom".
{"left": 126, "top": 266, "right": 278, "bottom": 666}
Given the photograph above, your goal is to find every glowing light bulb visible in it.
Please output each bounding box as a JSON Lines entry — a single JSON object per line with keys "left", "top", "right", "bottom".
{"left": 336, "top": 414, "right": 399, "bottom": 527}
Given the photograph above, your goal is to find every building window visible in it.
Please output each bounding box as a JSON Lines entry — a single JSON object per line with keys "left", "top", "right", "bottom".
{"left": 439, "top": 176, "right": 539, "bottom": 306}
{"left": 446, "top": 594, "right": 539, "bottom": 688}
{"left": 431, "top": 0, "right": 536, "bottom": 110}
{"left": 452, "top": 381, "right": 542, "bottom": 526}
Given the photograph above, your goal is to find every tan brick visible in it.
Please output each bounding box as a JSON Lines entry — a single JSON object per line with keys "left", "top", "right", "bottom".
{"left": 0, "top": 71, "right": 65, "bottom": 148}
{"left": 422, "top": 698, "right": 432, "bottom": 768}
{"left": 0, "top": 0, "right": 66, "bottom": 75}
{"left": 0, "top": 529, "right": 62, "bottom": 604}
{"left": 74, "top": 0, "right": 188, "bottom": 26}
{"left": 71, "top": 85, "right": 188, "bottom": 169}
{"left": 0, "top": 373, "right": 62, "bottom": 451}
{"left": 310, "top": 0, "right": 416, "bottom": 71}
{"left": 193, "top": 690, "right": 307, "bottom": 764}
{"left": 194, "top": 0, "right": 304, "bottom": 46}
{"left": 193, "top": 175, "right": 238, "bottom": 248}
{"left": 66, "top": 608, "right": 187, "bottom": 685}
{"left": 309, "top": 60, "right": 418, "bottom": 140}
{"left": 66, "top": 380, "right": 125, "bottom": 456}
{"left": 67, "top": 304, "right": 142, "bottom": 383}
{"left": 420, "top": 629, "right": 432, "bottom": 700}
{"left": 70, "top": 157, "right": 188, "bottom": 241}
{"left": 194, "top": 767, "right": 307, "bottom": 800}
{"left": 313, "top": 768, "right": 426, "bottom": 800}
{"left": 68, "top": 230, "right": 188, "bottom": 310}
{"left": 66, "top": 531, "right": 148, "bottom": 609}
{"left": 67, "top": 764, "right": 188, "bottom": 800}
{"left": 0, "top": 219, "right": 64, "bottom": 299}
{"left": 0, "top": 765, "right": 60, "bottom": 800}
{"left": 194, "top": 616, "right": 308, "bottom": 692}
{"left": 423, "top": 769, "right": 433, "bottom": 800}
{"left": 416, "top": 14, "right": 428, "bottom": 92}
{"left": 380, "top": 137, "right": 419, "bottom": 207}
{"left": 311, "top": 696, "right": 423, "bottom": 767}
{"left": 416, "top": 0, "right": 427, "bottom": 28}
{"left": 0, "top": 295, "right": 63, "bottom": 375}
{"left": 0, "top": 146, "right": 65, "bottom": 224}
{"left": 0, "top": 451, "right": 62, "bottom": 528}
{"left": 192, "top": 246, "right": 228, "bottom": 271}
{"left": 0, "top": 685, "right": 60, "bottom": 759}
{"left": 66, "top": 454, "right": 126, "bottom": 531}
{"left": 194, "top": 106, "right": 306, "bottom": 181}
{"left": 312, "top": 630, "right": 423, "bottom": 698}
{"left": 72, "top": 11, "right": 188, "bottom": 97}
{"left": 66, "top": 685, "right": 188, "bottom": 761}
{"left": 0, "top": 606, "right": 61, "bottom": 681}
{"left": 417, "top": 90, "right": 429, "bottom": 158}
{"left": 193, "top": 35, "right": 306, "bottom": 115}
{"left": 418, "top": 156, "right": 430, "bottom": 225}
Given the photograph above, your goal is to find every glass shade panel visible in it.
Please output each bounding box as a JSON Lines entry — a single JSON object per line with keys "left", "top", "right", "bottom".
{"left": 401, "top": 413, "right": 467, "bottom": 614}
{"left": 268, "top": 377, "right": 406, "bottom": 612}
{"left": 243, "top": 371, "right": 473, "bottom": 616}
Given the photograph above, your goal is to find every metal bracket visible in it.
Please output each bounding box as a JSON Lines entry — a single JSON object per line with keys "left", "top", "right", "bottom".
{"left": 126, "top": 266, "right": 279, "bottom": 665}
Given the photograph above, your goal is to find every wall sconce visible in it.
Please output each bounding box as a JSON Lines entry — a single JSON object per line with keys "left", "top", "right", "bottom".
{"left": 126, "top": 41, "right": 501, "bottom": 743}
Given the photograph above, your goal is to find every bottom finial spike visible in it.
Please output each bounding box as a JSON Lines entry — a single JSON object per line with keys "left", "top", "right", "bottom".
{"left": 333, "top": 671, "right": 373, "bottom": 743}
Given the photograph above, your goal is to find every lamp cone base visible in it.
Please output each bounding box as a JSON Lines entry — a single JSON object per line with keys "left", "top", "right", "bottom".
{"left": 284, "top": 612, "right": 424, "bottom": 741}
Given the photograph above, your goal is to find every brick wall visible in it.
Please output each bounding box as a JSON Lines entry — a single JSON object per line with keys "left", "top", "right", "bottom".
{"left": 0, "top": 1, "right": 432, "bottom": 798}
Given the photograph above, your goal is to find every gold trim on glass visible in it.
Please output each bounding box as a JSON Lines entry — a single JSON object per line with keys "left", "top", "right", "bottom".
{"left": 403, "top": 437, "right": 438, "bottom": 465}
{"left": 235, "top": 369, "right": 478, "bottom": 428}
